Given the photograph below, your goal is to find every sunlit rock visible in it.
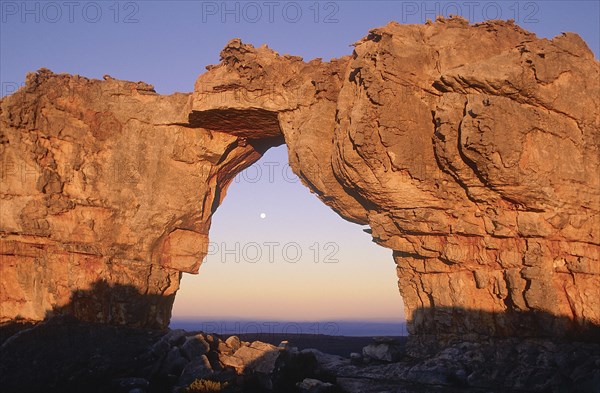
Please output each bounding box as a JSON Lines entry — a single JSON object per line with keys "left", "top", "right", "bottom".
{"left": 0, "top": 18, "right": 598, "bottom": 352}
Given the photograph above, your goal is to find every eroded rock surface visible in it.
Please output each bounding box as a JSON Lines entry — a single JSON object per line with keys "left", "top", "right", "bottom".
{"left": 191, "top": 17, "right": 600, "bottom": 347}
{"left": 1, "top": 17, "right": 599, "bottom": 350}
{"left": 0, "top": 70, "right": 281, "bottom": 328}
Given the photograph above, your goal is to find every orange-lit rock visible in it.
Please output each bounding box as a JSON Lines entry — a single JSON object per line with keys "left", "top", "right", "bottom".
{"left": 1, "top": 18, "right": 598, "bottom": 345}
{"left": 192, "top": 17, "right": 600, "bottom": 345}
{"left": 0, "top": 70, "right": 279, "bottom": 328}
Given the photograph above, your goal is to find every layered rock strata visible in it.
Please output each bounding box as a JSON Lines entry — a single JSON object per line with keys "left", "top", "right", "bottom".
{"left": 1, "top": 18, "right": 598, "bottom": 347}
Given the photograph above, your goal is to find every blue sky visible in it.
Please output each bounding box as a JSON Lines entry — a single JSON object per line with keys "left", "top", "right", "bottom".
{"left": 1, "top": 1, "right": 598, "bottom": 323}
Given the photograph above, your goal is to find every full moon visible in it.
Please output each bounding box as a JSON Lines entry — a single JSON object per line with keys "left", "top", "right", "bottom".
{"left": 260, "top": 213, "right": 267, "bottom": 219}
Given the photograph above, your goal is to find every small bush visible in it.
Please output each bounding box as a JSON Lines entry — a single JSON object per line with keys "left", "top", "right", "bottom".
{"left": 186, "top": 378, "right": 229, "bottom": 392}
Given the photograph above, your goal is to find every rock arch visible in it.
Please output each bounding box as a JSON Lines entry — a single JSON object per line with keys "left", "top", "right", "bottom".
{"left": 1, "top": 18, "right": 598, "bottom": 352}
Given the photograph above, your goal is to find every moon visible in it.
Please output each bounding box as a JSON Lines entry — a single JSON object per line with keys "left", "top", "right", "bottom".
{"left": 260, "top": 213, "right": 267, "bottom": 219}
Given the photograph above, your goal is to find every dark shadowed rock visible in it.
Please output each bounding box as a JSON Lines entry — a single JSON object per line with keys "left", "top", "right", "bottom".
{"left": 296, "top": 378, "right": 337, "bottom": 393}
{"left": 181, "top": 334, "right": 210, "bottom": 361}
{"left": 363, "top": 342, "right": 404, "bottom": 362}
{"left": 177, "top": 355, "right": 213, "bottom": 387}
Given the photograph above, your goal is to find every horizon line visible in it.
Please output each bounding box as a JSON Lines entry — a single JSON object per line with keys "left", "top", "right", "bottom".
{"left": 170, "top": 317, "right": 406, "bottom": 323}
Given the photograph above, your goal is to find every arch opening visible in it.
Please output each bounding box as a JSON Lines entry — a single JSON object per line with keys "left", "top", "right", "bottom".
{"left": 171, "top": 144, "right": 407, "bottom": 337}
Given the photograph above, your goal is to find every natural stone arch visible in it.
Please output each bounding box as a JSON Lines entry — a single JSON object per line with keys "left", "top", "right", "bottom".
{"left": 1, "top": 18, "right": 598, "bottom": 354}
{"left": 189, "top": 19, "right": 600, "bottom": 346}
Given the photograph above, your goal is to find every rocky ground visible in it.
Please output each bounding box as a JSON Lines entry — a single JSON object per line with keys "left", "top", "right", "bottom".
{"left": 1, "top": 318, "right": 598, "bottom": 393}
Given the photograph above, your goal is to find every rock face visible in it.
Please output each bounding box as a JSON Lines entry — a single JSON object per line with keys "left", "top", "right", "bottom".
{"left": 0, "top": 70, "right": 281, "bottom": 328}
{"left": 190, "top": 18, "right": 600, "bottom": 347}
{"left": 1, "top": 16, "right": 599, "bottom": 349}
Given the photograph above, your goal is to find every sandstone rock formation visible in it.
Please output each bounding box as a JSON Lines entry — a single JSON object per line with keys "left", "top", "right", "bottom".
{"left": 1, "top": 17, "right": 599, "bottom": 350}
{"left": 0, "top": 70, "right": 281, "bottom": 328}
{"left": 192, "top": 17, "right": 600, "bottom": 346}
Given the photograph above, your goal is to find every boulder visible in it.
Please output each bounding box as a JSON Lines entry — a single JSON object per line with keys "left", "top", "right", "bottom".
{"left": 177, "top": 355, "right": 213, "bottom": 387}
{"left": 225, "top": 341, "right": 280, "bottom": 374}
{"left": 225, "top": 336, "right": 242, "bottom": 353}
{"left": 297, "top": 378, "right": 336, "bottom": 393}
{"left": 159, "top": 347, "right": 188, "bottom": 377}
{"left": 181, "top": 335, "right": 210, "bottom": 361}
{"left": 362, "top": 343, "right": 403, "bottom": 362}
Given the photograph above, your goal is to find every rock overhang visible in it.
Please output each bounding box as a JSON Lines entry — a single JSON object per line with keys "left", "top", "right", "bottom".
{"left": 188, "top": 108, "right": 283, "bottom": 139}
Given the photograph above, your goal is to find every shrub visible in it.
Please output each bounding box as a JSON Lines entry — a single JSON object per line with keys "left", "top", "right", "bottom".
{"left": 186, "top": 378, "right": 229, "bottom": 393}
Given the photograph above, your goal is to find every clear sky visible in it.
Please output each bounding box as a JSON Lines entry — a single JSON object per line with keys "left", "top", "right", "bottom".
{"left": 1, "top": 1, "right": 598, "bottom": 324}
